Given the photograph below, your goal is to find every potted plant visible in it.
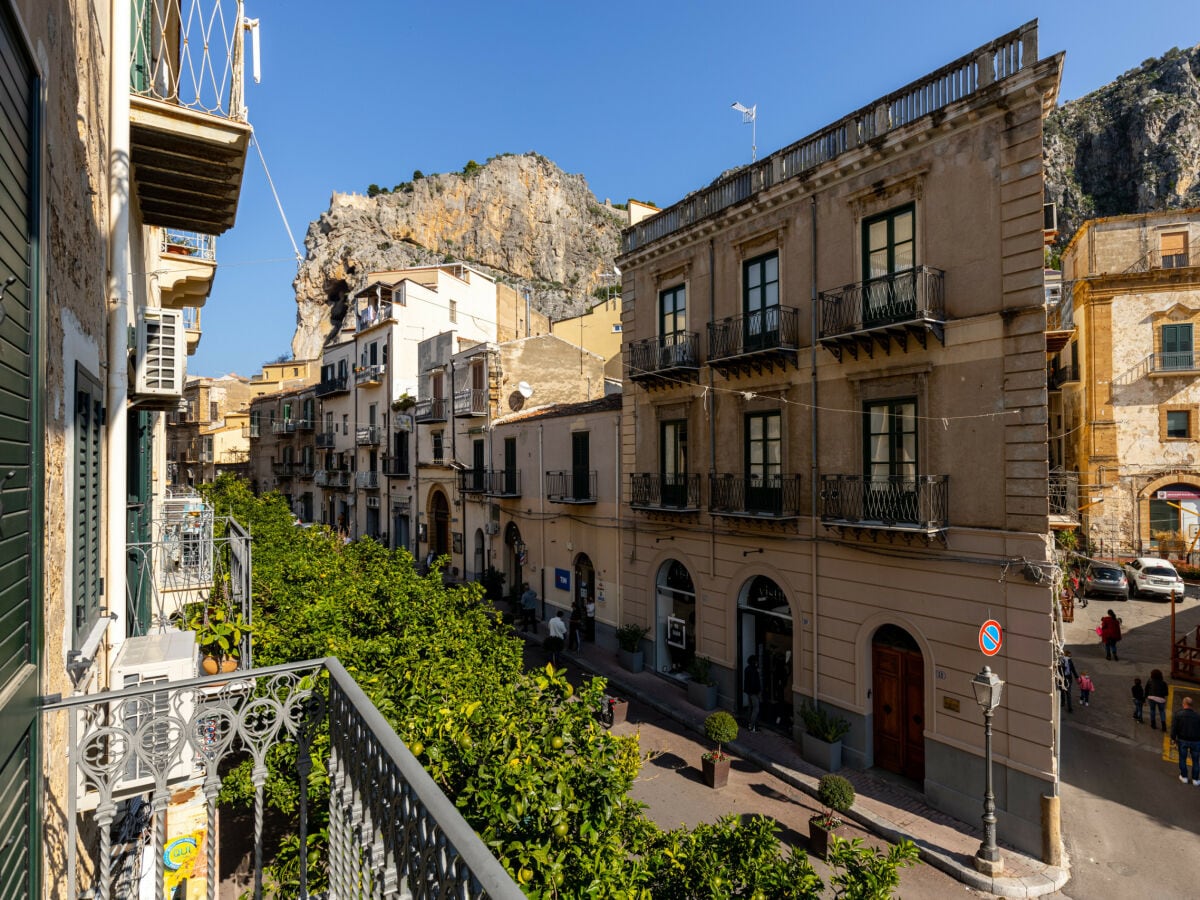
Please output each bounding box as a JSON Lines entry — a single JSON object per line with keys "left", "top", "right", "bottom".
{"left": 800, "top": 702, "right": 851, "bottom": 772}
{"left": 616, "top": 623, "right": 650, "bottom": 673}
{"left": 809, "top": 774, "right": 855, "bottom": 859}
{"left": 687, "top": 655, "right": 719, "bottom": 710}
{"left": 189, "top": 607, "right": 250, "bottom": 674}
{"left": 701, "top": 710, "right": 739, "bottom": 789}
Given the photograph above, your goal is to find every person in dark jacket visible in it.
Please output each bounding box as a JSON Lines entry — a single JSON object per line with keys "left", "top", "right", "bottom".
{"left": 1169, "top": 696, "right": 1200, "bottom": 784}
{"left": 1059, "top": 651, "right": 1078, "bottom": 713}
{"left": 1146, "top": 669, "right": 1169, "bottom": 730}
{"left": 1131, "top": 677, "right": 1145, "bottom": 724}
{"left": 1100, "top": 609, "right": 1123, "bottom": 661}
{"left": 743, "top": 655, "right": 762, "bottom": 732}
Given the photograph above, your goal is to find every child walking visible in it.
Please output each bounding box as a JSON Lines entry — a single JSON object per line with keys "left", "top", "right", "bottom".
{"left": 1078, "top": 672, "right": 1095, "bottom": 707}
{"left": 1131, "top": 677, "right": 1145, "bottom": 724}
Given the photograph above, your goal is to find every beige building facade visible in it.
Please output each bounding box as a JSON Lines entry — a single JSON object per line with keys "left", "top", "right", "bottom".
{"left": 616, "top": 23, "right": 1063, "bottom": 858}
{"left": 1053, "top": 209, "right": 1200, "bottom": 556}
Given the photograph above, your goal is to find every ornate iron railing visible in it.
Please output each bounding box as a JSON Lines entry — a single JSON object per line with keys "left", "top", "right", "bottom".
{"left": 458, "top": 469, "right": 487, "bottom": 494}
{"left": 819, "top": 266, "right": 945, "bottom": 337}
{"left": 483, "top": 469, "right": 521, "bottom": 497}
{"left": 708, "top": 307, "right": 800, "bottom": 362}
{"left": 454, "top": 388, "right": 489, "bottom": 416}
{"left": 622, "top": 22, "right": 1038, "bottom": 254}
{"left": 546, "top": 470, "right": 598, "bottom": 503}
{"left": 630, "top": 473, "right": 701, "bottom": 510}
{"left": 382, "top": 456, "right": 410, "bottom": 478}
{"left": 316, "top": 469, "right": 351, "bottom": 489}
{"left": 356, "top": 426, "right": 382, "bottom": 446}
{"left": 355, "top": 364, "right": 386, "bottom": 386}
{"left": 315, "top": 375, "right": 349, "bottom": 397}
{"left": 130, "top": 0, "right": 248, "bottom": 121}
{"left": 272, "top": 419, "right": 297, "bottom": 435}
{"left": 272, "top": 462, "right": 295, "bottom": 477}
{"left": 355, "top": 471, "right": 380, "bottom": 490}
{"left": 1049, "top": 471, "right": 1079, "bottom": 519}
{"left": 1148, "top": 352, "right": 1199, "bottom": 374}
{"left": 316, "top": 431, "right": 337, "bottom": 449}
{"left": 413, "top": 398, "right": 448, "bottom": 422}
{"left": 628, "top": 331, "right": 700, "bottom": 378}
{"left": 1048, "top": 363, "right": 1080, "bottom": 389}
{"left": 161, "top": 229, "right": 217, "bottom": 261}
{"left": 708, "top": 474, "right": 802, "bottom": 517}
{"left": 42, "top": 658, "right": 524, "bottom": 899}
{"left": 819, "top": 474, "right": 949, "bottom": 530}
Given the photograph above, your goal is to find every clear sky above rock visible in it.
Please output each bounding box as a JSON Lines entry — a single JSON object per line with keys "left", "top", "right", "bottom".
{"left": 192, "top": 0, "right": 1197, "bottom": 377}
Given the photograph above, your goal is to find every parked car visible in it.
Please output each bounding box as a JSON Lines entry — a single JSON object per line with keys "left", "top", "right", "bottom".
{"left": 1122, "top": 557, "right": 1185, "bottom": 600}
{"left": 1082, "top": 562, "right": 1128, "bottom": 600}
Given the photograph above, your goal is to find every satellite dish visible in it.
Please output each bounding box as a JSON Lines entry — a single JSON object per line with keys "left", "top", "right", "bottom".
{"left": 518, "top": 381, "right": 533, "bottom": 399}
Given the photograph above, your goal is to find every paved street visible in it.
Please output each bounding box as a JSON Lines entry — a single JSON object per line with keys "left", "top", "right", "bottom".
{"left": 1051, "top": 587, "right": 1200, "bottom": 899}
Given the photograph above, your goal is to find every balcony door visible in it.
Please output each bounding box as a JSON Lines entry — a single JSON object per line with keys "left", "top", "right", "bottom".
{"left": 660, "top": 420, "right": 688, "bottom": 507}
{"left": 745, "top": 412, "right": 781, "bottom": 513}
{"left": 862, "top": 205, "right": 915, "bottom": 325}
{"left": 472, "top": 439, "right": 486, "bottom": 492}
{"left": 743, "top": 252, "right": 779, "bottom": 352}
{"left": 864, "top": 399, "right": 917, "bottom": 522}
{"left": 659, "top": 284, "right": 686, "bottom": 365}
{"left": 1161, "top": 323, "right": 1193, "bottom": 371}
{"left": 503, "top": 437, "right": 517, "bottom": 494}
{"left": 572, "top": 432, "right": 591, "bottom": 501}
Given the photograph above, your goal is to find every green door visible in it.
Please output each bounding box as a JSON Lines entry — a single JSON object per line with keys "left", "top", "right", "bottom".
{"left": 127, "top": 411, "right": 154, "bottom": 635}
{"left": 0, "top": 5, "right": 40, "bottom": 895}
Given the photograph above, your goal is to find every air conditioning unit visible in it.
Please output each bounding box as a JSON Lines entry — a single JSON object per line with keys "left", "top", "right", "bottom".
{"left": 366, "top": 496, "right": 380, "bottom": 509}
{"left": 133, "top": 307, "right": 186, "bottom": 404}
{"left": 483, "top": 521, "right": 499, "bottom": 535}
{"left": 78, "top": 632, "right": 199, "bottom": 810}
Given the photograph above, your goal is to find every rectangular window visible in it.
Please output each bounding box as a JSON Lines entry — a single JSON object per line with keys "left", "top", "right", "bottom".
{"left": 1166, "top": 409, "right": 1191, "bottom": 439}
{"left": 660, "top": 419, "right": 688, "bottom": 506}
{"left": 432, "top": 371, "right": 444, "bottom": 400}
{"left": 368, "top": 403, "right": 377, "bottom": 426}
{"left": 209, "top": 401, "right": 218, "bottom": 422}
{"left": 74, "top": 365, "right": 104, "bottom": 649}
{"left": 612, "top": 323, "right": 622, "bottom": 333}
{"left": 862, "top": 205, "right": 916, "bottom": 324}
{"left": 504, "top": 437, "right": 517, "bottom": 494}
{"left": 394, "top": 431, "right": 410, "bottom": 475}
{"left": 744, "top": 411, "right": 781, "bottom": 514}
{"left": 449, "top": 299, "right": 458, "bottom": 324}
{"left": 432, "top": 431, "right": 444, "bottom": 463}
{"left": 864, "top": 398, "right": 918, "bottom": 522}
{"left": 742, "top": 253, "right": 779, "bottom": 350}
{"left": 659, "top": 284, "right": 686, "bottom": 337}
{"left": 337, "top": 359, "right": 348, "bottom": 380}
{"left": 1161, "top": 232, "right": 1189, "bottom": 269}
{"left": 342, "top": 414, "right": 349, "bottom": 435}
{"left": 572, "top": 432, "right": 591, "bottom": 500}
{"left": 1161, "top": 324, "right": 1194, "bottom": 370}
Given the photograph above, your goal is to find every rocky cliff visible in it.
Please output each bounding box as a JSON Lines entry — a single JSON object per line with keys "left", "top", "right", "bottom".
{"left": 291, "top": 153, "right": 625, "bottom": 359}
{"left": 1045, "top": 44, "right": 1200, "bottom": 248}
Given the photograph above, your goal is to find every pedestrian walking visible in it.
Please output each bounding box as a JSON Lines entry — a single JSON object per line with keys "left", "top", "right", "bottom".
{"left": 1100, "top": 609, "right": 1123, "bottom": 661}
{"left": 1072, "top": 565, "right": 1086, "bottom": 609}
{"left": 1078, "top": 672, "right": 1095, "bottom": 707}
{"left": 1146, "top": 669, "right": 1169, "bottom": 730}
{"left": 1059, "top": 650, "right": 1078, "bottom": 713}
{"left": 1132, "top": 677, "right": 1145, "bottom": 724}
{"left": 548, "top": 611, "right": 568, "bottom": 642}
{"left": 743, "top": 655, "right": 762, "bottom": 732}
{"left": 569, "top": 605, "right": 584, "bottom": 651}
{"left": 520, "top": 583, "right": 538, "bottom": 632}
{"left": 585, "top": 597, "right": 596, "bottom": 641}
{"left": 1169, "top": 696, "right": 1200, "bottom": 785}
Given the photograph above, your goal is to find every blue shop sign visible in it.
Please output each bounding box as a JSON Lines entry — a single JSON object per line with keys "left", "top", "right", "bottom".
{"left": 555, "top": 568, "right": 570, "bottom": 591}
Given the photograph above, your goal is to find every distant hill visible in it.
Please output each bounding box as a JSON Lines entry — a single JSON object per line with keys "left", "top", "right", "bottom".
{"left": 291, "top": 153, "right": 625, "bottom": 359}
{"left": 1045, "top": 44, "right": 1200, "bottom": 249}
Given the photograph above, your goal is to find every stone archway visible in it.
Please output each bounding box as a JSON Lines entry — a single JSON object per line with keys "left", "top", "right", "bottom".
{"left": 504, "top": 521, "right": 525, "bottom": 599}
{"left": 1139, "top": 474, "right": 1200, "bottom": 556}
{"left": 737, "top": 575, "right": 794, "bottom": 734}
{"left": 655, "top": 560, "right": 696, "bottom": 678}
{"left": 429, "top": 489, "right": 450, "bottom": 560}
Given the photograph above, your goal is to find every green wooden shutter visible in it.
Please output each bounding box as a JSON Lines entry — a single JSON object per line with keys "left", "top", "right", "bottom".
{"left": 73, "top": 365, "right": 104, "bottom": 648}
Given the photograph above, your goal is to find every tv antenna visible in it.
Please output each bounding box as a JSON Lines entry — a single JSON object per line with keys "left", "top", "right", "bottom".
{"left": 731, "top": 102, "right": 757, "bottom": 162}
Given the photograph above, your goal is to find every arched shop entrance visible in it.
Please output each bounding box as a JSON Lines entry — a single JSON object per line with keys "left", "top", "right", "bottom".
{"left": 738, "top": 576, "right": 794, "bottom": 733}
{"left": 429, "top": 489, "right": 451, "bottom": 560}
{"left": 871, "top": 624, "right": 925, "bottom": 782}
{"left": 504, "top": 521, "right": 526, "bottom": 601}
{"left": 655, "top": 559, "right": 696, "bottom": 678}
{"left": 1146, "top": 481, "right": 1200, "bottom": 556}
{"left": 574, "top": 552, "right": 596, "bottom": 640}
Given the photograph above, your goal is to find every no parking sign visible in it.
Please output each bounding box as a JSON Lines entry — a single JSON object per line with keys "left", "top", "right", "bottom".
{"left": 979, "top": 620, "right": 1003, "bottom": 657}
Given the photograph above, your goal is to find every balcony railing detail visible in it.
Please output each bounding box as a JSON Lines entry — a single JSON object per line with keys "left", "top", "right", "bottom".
{"left": 130, "top": 0, "right": 247, "bottom": 120}
{"left": 1048, "top": 363, "right": 1080, "bottom": 389}
{"left": 355, "top": 471, "right": 381, "bottom": 490}
{"left": 483, "top": 469, "right": 521, "bottom": 497}
{"left": 819, "top": 266, "right": 946, "bottom": 340}
{"left": 162, "top": 229, "right": 217, "bottom": 261}
{"left": 628, "top": 332, "right": 701, "bottom": 385}
{"left": 621, "top": 22, "right": 1038, "bottom": 254}
{"left": 296, "top": 461, "right": 315, "bottom": 479}
{"left": 272, "top": 419, "right": 297, "bottom": 435}
{"left": 707, "top": 307, "right": 800, "bottom": 366}
{"left": 356, "top": 425, "right": 382, "bottom": 446}
{"left": 272, "top": 461, "right": 295, "bottom": 477}
{"left": 382, "top": 457, "right": 411, "bottom": 478}
{"left": 819, "top": 474, "right": 949, "bottom": 531}
{"left": 414, "top": 398, "right": 448, "bottom": 423}
{"left": 546, "top": 470, "right": 598, "bottom": 504}
{"left": 315, "top": 375, "right": 350, "bottom": 397}
{"left": 315, "top": 469, "right": 351, "bottom": 489}
{"left": 459, "top": 469, "right": 488, "bottom": 494}
{"left": 708, "top": 474, "right": 802, "bottom": 518}
{"left": 1049, "top": 470, "right": 1079, "bottom": 520}
{"left": 1148, "top": 352, "right": 1199, "bottom": 374}
{"left": 1124, "top": 248, "right": 1194, "bottom": 273}
{"left": 45, "top": 658, "right": 523, "bottom": 899}
{"left": 356, "top": 364, "right": 386, "bottom": 386}
{"left": 454, "top": 388, "right": 489, "bottom": 416}
{"left": 315, "top": 430, "right": 337, "bottom": 449}
{"left": 181, "top": 305, "right": 202, "bottom": 331}
{"left": 630, "top": 473, "right": 702, "bottom": 510}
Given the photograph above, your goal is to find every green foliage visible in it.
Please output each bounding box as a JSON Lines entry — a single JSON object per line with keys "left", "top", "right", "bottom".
{"left": 827, "top": 836, "right": 919, "bottom": 900}
{"left": 366, "top": 183, "right": 382, "bottom": 197}
{"left": 816, "top": 774, "right": 855, "bottom": 828}
{"left": 800, "top": 703, "right": 851, "bottom": 743}
{"left": 616, "top": 622, "right": 650, "bottom": 652}
{"left": 689, "top": 655, "right": 714, "bottom": 686}
{"left": 479, "top": 565, "right": 505, "bottom": 602}
{"left": 186, "top": 604, "right": 250, "bottom": 661}
{"left": 1055, "top": 529, "right": 1078, "bottom": 551}
{"left": 704, "top": 711, "right": 738, "bottom": 761}
{"left": 412, "top": 169, "right": 424, "bottom": 181}
{"left": 462, "top": 159, "right": 481, "bottom": 177}
{"left": 593, "top": 283, "right": 623, "bottom": 299}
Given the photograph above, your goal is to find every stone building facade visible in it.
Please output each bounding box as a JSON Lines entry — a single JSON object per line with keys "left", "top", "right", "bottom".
{"left": 615, "top": 23, "right": 1064, "bottom": 858}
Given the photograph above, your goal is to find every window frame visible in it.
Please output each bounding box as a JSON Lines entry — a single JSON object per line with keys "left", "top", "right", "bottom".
{"left": 744, "top": 411, "right": 781, "bottom": 482}
{"left": 863, "top": 397, "right": 918, "bottom": 481}
{"left": 659, "top": 284, "right": 686, "bottom": 339}
{"left": 862, "top": 204, "right": 916, "bottom": 282}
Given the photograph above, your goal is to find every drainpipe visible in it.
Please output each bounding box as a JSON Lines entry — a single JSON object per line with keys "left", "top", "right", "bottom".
{"left": 708, "top": 239, "right": 717, "bottom": 577}
{"left": 809, "top": 196, "right": 820, "bottom": 703}
{"left": 539, "top": 423, "right": 546, "bottom": 619}
{"left": 106, "top": 0, "right": 132, "bottom": 657}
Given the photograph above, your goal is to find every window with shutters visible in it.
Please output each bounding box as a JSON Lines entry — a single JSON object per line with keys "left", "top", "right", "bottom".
{"left": 74, "top": 365, "right": 104, "bottom": 650}
{"left": 1160, "top": 232, "right": 1189, "bottom": 269}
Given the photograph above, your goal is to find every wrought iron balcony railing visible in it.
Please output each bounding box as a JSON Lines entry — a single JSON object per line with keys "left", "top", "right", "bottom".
{"left": 630, "top": 473, "right": 702, "bottom": 510}
{"left": 43, "top": 657, "right": 524, "bottom": 899}
{"left": 546, "top": 470, "right": 598, "bottom": 504}
{"left": 819, "top": 474, "right": 949, "bottom": 531}
{"left": 356, "top": 364, "right": 386, "bottom": 386}
{"left": 356, "top": 426, "right": 383, "bottom": 446}
{"left": 627, "top": 332, "right": 701, "bottom": 383}
{"left": 1147, "top": 352, "right": 1200, "bottom": 375}
{"left": 272, "top": 419, "right": 297, "bottom": 435}
{"left": 272, "top": 461, "right": 295, "bottom": 477}
{"left": 316, "top": 469, "right": 351, "bottom": 489}
{"left": 708, "top": 474, "right": 802, "bottom": 518}
{"left": 1124, "top": 248, "right": 1194, "bottom": 273}
{"left": 315, "top": 430, "right": 337, "bottom": 449}
{"left": 459, "top": 469, "right": 488, "bottom": 494}
{"left": 296, "top": 461, "right": 315, "bottom": 479}
{"left": 1048, "top": 363, "right": 1080, "bottom": 389}
{"left": 708, "top": 307, "right": 800, "bottom": 363}
{"left": 483, "top": 469, "right": 521, "bottom": 497}
{"left": 162, "top": 229, "right": 217, "bottom": 261}
{"left": 295, "top": 417, "right": 315, "bottom": 433}
{"left": 1049, "top": 470, "right": 1079, "bottom": 520}
{"left": 382, "top": 456, "right": 411, "bottom": 478}
{"left": 355, "top": 471, "right": 381, "bottom": 490}
{"left": 243, "top": 423, "right": 259, "bottom": 439}
{"left": 414, "top": 398, "right": 448, "bottom": 423}
{"left": 819, "top": 266, "right": 945, "bottom": 338}
{"left": 454, "top": 388, "right": 489, "bottom": 417}
{"left": 315, "top": 375, "right": 350, "bottom": 397}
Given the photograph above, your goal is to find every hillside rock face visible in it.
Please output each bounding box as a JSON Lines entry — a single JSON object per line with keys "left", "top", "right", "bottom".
{"left": 1045, "top": 45, "right": 1200, "bottom": 248}
{"left": 291, "top": 154, "right": 625, "bottom": 359}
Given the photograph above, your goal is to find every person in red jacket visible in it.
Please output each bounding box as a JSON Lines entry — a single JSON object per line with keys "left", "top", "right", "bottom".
{"left": 1100, "top": 609, "right": 1123, "bottom": 661}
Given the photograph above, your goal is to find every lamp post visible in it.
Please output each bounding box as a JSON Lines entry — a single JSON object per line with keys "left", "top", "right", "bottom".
{"left": 971, "top": 665, "right": 1004, "bottom": 876}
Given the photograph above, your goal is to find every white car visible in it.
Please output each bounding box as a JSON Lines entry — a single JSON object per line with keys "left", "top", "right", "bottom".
{"left": 1122, "top": 557, "right": 1185, "bottom": 600}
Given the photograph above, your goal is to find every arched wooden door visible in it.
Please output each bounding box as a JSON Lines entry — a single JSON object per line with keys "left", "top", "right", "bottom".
{"left": 872, "top": 624, "right": 925, "bottom": 782}
{"left": 430, "top": 490, "right": 450, "bottom": 558}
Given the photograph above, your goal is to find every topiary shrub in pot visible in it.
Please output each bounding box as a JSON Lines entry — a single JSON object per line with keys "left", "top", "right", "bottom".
{"left": 615, "top": 623, "right": 650, "bottom": 673}
{"left": 701, "top": 710, "right": 739, "bottom": 789}
{"left": 809, "top": 773, "right": 855, "bottom": 859}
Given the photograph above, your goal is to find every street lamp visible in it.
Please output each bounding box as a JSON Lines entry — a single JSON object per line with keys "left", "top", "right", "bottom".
{"left": 971, "top": 665, "right": 1005, "bottom": 876}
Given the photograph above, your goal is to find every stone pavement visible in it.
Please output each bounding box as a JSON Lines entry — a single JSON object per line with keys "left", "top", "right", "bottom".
{"left": 522, "top": 628, "right": 1069, "bottom": 899}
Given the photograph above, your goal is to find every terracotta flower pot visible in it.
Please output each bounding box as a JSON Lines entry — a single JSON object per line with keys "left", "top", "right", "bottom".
{"left": 201, "top": 656, "right": 220, "bottom": 676}
{"left": 220, "top": 658, "right": 238, "bottom": 673}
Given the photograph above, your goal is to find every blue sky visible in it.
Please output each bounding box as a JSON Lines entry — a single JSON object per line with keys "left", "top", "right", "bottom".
{"left": 191, "top": 0, "right": 1198, "bottom": 377}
